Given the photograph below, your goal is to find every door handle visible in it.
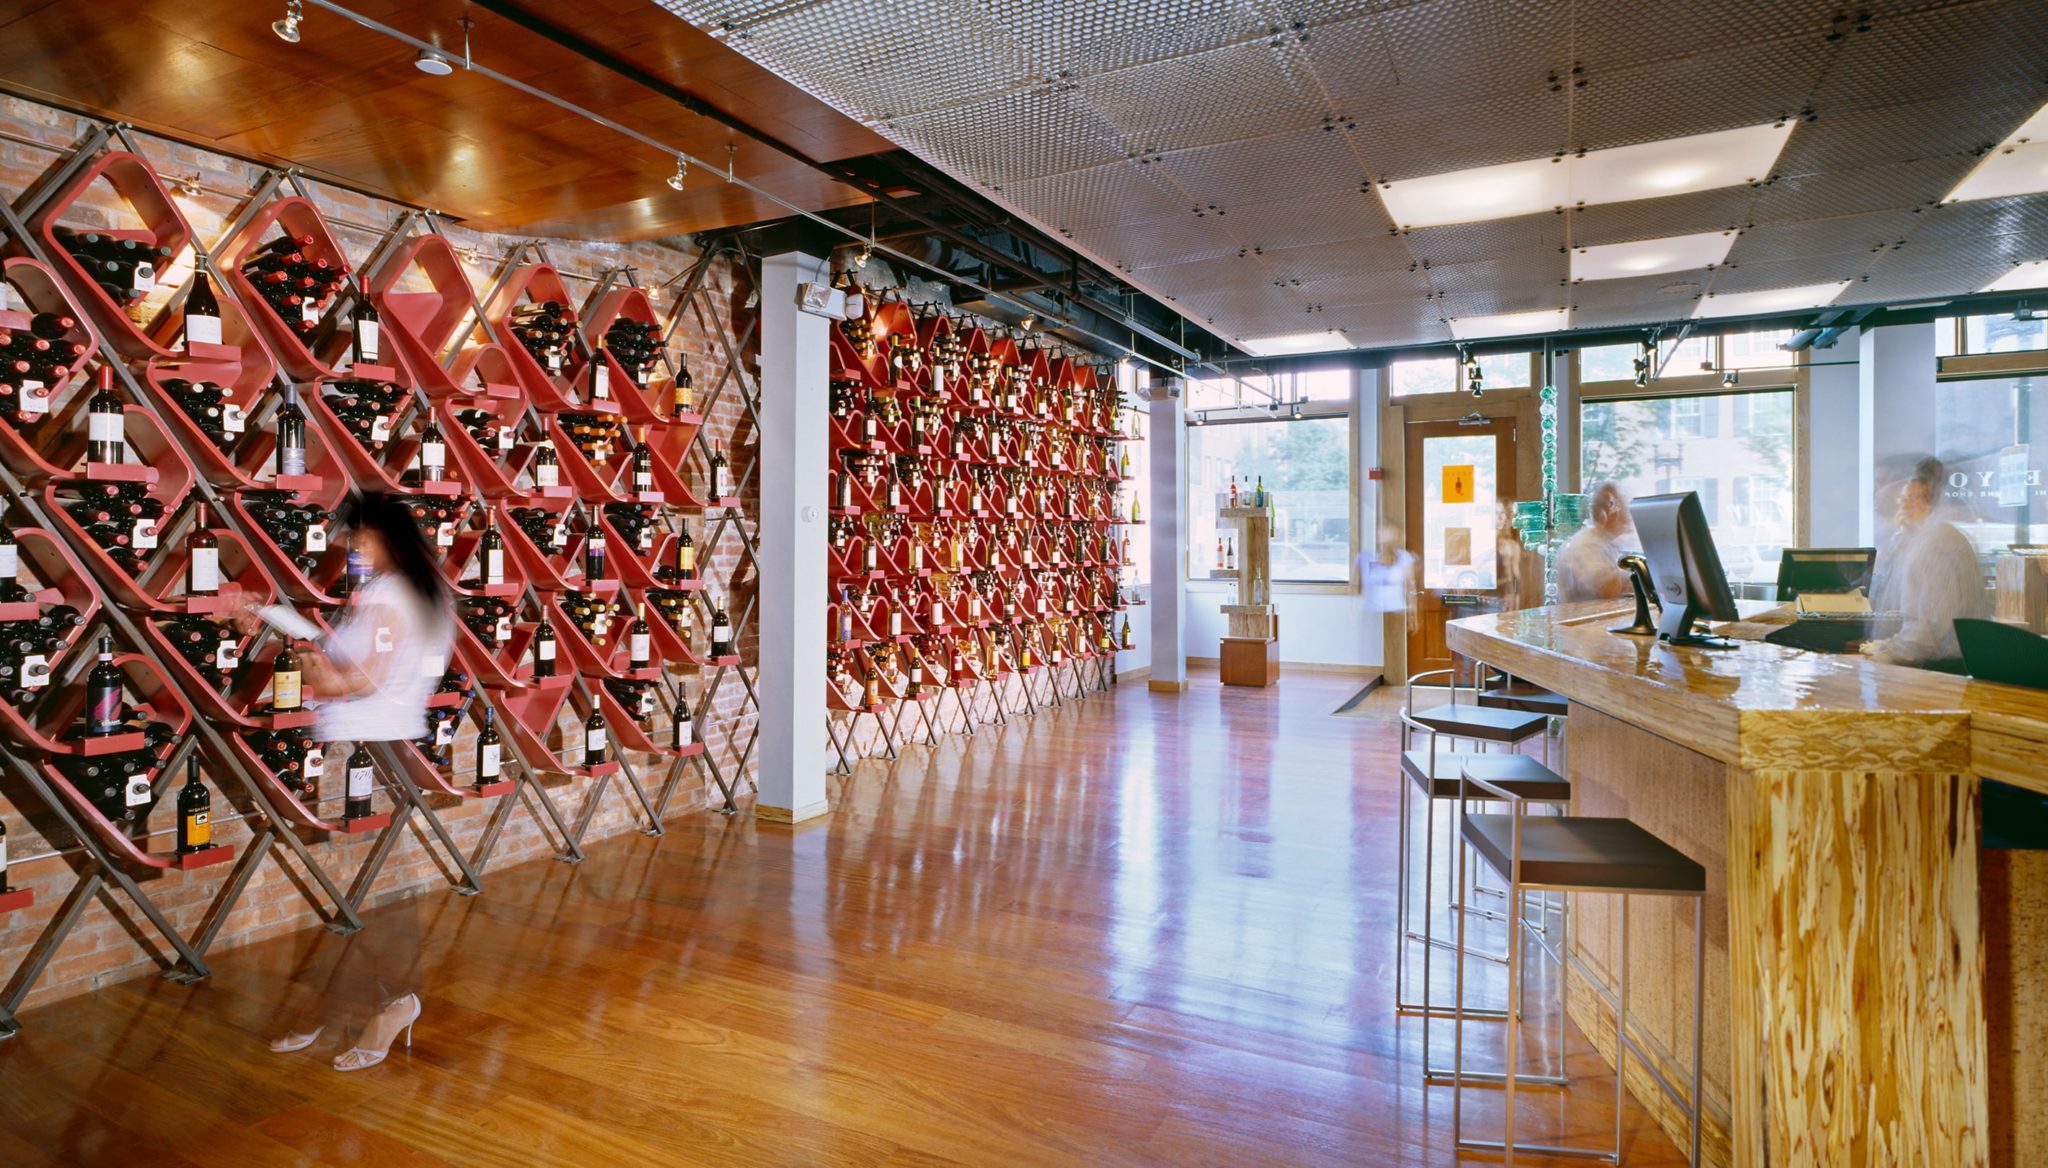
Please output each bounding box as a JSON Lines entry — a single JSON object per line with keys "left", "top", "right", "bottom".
{"left": 1441, "top": 594, "right": 1481, "bottom": 607}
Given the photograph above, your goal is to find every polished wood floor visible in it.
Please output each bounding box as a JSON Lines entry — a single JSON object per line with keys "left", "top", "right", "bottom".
{"left": 0, "top": 669, "right": 1691, "bottom": 1166}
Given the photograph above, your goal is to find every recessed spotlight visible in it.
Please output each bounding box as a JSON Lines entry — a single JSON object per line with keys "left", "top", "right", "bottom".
{"left": 272, "top": 0, "right": 303, "bottom": 42}
{"left": 415, "top": 48, "right": 454, "bottom": 75}
{"left": 1722, "top": 370, "right": 1740, "bottom": 387}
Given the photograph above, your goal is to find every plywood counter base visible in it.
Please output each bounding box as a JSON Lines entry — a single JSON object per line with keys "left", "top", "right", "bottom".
{"left": 1448, "top": 602, "right": 2048, "bottom": 1168}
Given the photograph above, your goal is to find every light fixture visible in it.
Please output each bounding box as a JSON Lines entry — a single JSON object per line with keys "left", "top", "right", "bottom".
{"left": 415, "top": 48, "right": 454, "bottom": 75}
{"left": 1290, "top": 403, "right": 1304, "bottom": 420}
{"left": 1020, "top": 313, "right": 1036, "bottom": 331}
{"left": 1237, "top": 330, "right": 1351, "bottom": 356}
{"left": 1981, "top": 259, "right": 2048, "bottom": 294}
{"left": 1194, "top": 410, "right": 1207, "bottom": 426}
{"left": 1945, "top": 99, "right": 2048, "bottom": 203}
{"left": 666, "top": 154, "right": 688, "bottom": 192}
{"left": 2017, "top": 300, "right": 2040, "bottom": 322}
{"left": 1691, "top": 281, "right": 1849, "bottom": 319}
{"left": 1722, "top": 370, "right": 1740, "bottom": 387}
{"left": 1445, "top": 308, "right": 1568, "bottom": 341}
{"left": 1376, "top": 122, "right": 1793, "bottom": 230}
{"left": 272, "top": 0, "right": 303, "bottom": 42}
{"left": 1571, "top": 230, "right": 1739, "bottom": 282}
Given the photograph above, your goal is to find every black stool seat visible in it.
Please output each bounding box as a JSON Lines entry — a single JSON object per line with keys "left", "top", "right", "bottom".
{"left": 1410, "top": 703, "right": 1547, "bottom": 744}
{"left": 1460, "top": 815, "right": 1705, "bottom": 894}
{"left": 1478, "top": 685, "right": 1568, "bottom": 718}
{"left": 1403, "top": 751, "right": 1569, "bottom": 802}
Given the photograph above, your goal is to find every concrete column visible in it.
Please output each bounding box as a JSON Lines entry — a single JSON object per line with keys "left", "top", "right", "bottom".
{"left": 1807, "top": 330, "right": 1863, "bottom": 546}
{"left": 1858, "top": 322, "right": 1938, "bottom": 545}
{"left": 755, "top": 251, "right": 830, "bottom": 823}
{"left": 1148, "top": 375, "right": 1187, "bottom": 691}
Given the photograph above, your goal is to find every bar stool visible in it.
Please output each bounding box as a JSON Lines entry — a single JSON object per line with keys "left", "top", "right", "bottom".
{"left": 1452, "top": 762, "right": 1706, "bottom": 1166}
{"left": 1397, "top": 669, "right": 1554, "bottom": 1020}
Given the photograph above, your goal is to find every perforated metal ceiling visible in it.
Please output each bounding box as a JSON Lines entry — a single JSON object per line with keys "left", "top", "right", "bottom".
{"left": 659, "top": 0, "right": 2048, "bottom": 353}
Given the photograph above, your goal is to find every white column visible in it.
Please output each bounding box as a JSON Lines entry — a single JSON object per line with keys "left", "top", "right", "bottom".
{"left": 1148, "top": 375, "right": 1187, "bottom": 691}
{"left": 1858, "top": 322, "right": 1938, "bottom": 546}
{"left": 755, "top": 251, "right": 830, "bottom": 823}
{"left": 1808, "top": 330, "right": 1863, "bottom": 546}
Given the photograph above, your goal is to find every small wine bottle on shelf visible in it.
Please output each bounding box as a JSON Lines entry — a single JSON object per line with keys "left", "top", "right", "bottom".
{"left": 276, "top": 384, "right": 308, "bottom": 477}
{"left": 86, "top": 366, "right": 125, "bottom": 464}
{"left": 671, "top": 365, "right": 694, "bottom": 417}
{"left": 533, "top": 438, "right": 559, "bottom": 488}
{"left": 351, "top": 294, "right": 380, "bottom": 366}
{"left": 481, "top": 515, "right": 505, "bottom": 586}
{"left": 672, "top": 687, "right": 693, "bottom": 750}
{"left": 532, "top": 615, "right": 557, "bottom": 678}
{"left": 630, "top": 432, "right": 654, "bottom": 495}
{"left": 583, "top": 707, "right": 607, "bottom": 768}
{"left": 710, "top": 599, "right": 733, "bottom": 658}
{"left": 475, "top": 706, "right": 502, "bottom": 788}
{"left": 675, "top": 521, "right": 696, "bottom": 580}
{"left": 271, "top": 640, "right": 303, "bottom": 711}
{"left": 418, "top": 416, "right": 447, "bottom": 482}
{"left": 85, "top": 634, "right": 122, "bottom": 736}
{"left": 344, "top": 744, "right": 375, "bottom": 819}
{"left": 185, "top": 254, "right": 223, "bottom": 350}
{"left": 629, "top": 610, "right": 652, "bottom": 670}
{"left": 709, "top": 445, "right": 729, "bottom": 500}
{"left": 176, "top": 756, "right": 210, "bottom": 854}
{"left": 583, "top": 522, "right": 607, "bottom": 581}
{"left": 188, "top": 500, "right": 220, "bottom": 595}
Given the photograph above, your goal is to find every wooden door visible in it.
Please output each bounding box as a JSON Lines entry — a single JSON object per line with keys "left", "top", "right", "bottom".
{"left": 1404, "top": 415, "right": 1517, "bottom": 678}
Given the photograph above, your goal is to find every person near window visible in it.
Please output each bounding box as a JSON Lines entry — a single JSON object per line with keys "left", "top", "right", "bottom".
{"left": 1864, "top": 457, "right": 1990, "bottom": 670}
{"left": 1360, "top": 522, "right": 1418, "bottom": 635}
{"left": 1494, "top": 500, "right": 1528, "bottom": 611}
{"left": 1557, "top": 481, "right": 1634, "bottom": 602}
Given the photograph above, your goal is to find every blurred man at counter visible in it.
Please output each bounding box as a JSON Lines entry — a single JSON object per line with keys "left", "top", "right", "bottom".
{"left": 1865, "top": 456, "right": 1991, "bottom": 670}
{"left": 1558, "top": 481, "right": 1634, "bottom": 602}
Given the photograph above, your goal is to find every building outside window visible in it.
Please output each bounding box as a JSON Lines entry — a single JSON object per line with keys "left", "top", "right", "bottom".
{"left": 1186, "top": 413, "right": 1351, "bottom": 583}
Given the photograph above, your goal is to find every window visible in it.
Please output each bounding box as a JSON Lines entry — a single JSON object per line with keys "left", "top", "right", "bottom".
{"left": 1964, "top": 314, "right": 2048, "bottom": 355}
{"left": 1389, "top": 352, "right": 1533, "bottom": 397}
{"left": 1188, "top": 415, "right": 1351, "bottom": 582}
{"left": 1578, "top": 344, "right": 1638, "bottom": 383}
{"left": 1723, "top": 329, "right": 1799, "bottom": 369}
{"left": 1923, "top": 372, "right": 2048, "bottom": 558}
{"left": 1579, "top": 389, "right": 1795, "bottom": 585}
{"left": 1579, "top": 330, "right": 1800, "bottom": 383}
{"left": 1187, "top": 369, "right": 1352, "bottom": 414}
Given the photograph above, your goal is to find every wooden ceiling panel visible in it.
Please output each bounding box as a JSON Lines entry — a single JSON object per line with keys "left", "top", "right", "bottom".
{"left": 0, "top": 0, "right": 888, "bottom": 239}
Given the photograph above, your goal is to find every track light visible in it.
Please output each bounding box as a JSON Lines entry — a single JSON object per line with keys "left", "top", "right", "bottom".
{"left": 415, "top": 48, "right": 454, "bottom": 75}
{"left": 1194, "top": 410, "right": 1207, "bottom": 426}
{"left": 666, "top": 155, "right": 688, "bottom": 191}
{"left": 1722, "top": 370, "right": 1739, "bottom": 387}
{"left": 1020, "top": 313, "right": 1036, "bottom": 331}
{"left": 272, "top": 0, "right": 303, "bottom": 42}
{"left": 2017, "top": 300, "right": 2039, "bottom": 322}
{"left": 1290, "top": 403, "right": 1304, "bottom": 420}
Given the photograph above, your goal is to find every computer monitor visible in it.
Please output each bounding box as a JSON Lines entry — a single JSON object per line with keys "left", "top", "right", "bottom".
{"left": 1633, "top": 491, "right": 1740, "bottom": 646}
{"left": 1776, "top": 547, "right": 1877, "bottom": 601}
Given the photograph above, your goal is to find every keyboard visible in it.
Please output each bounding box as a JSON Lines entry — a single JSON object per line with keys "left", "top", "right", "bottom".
{"left": 1764, "top": 616, "right": 1900, "bottom": 655}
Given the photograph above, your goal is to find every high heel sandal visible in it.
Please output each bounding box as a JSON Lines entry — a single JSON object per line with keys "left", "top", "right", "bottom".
{"left": 268, "top": 1025, "right": 324, "bottom": 1053}
{"left": 333, "top": 994, "right": 420, "bottom": 1072}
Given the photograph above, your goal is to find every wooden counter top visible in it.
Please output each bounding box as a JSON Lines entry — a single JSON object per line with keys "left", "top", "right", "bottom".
{"left": 1448, "top": 600, "right": 2048, "bottom": 791}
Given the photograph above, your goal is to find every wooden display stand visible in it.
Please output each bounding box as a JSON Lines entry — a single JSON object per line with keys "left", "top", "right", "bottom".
{"left": 1218, "top": 503, "right": 1278, "bottom": 686}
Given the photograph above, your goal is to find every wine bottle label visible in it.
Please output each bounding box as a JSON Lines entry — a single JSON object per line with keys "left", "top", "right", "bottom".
{"left": 631, "top": 632, "right": 650, "bottom": 663}
{"left": 370, "top": 415, "right": 392, "bottom": 444}
{"left": 547, "top": 350, "right": 563, "bottom": 372}
{"left": 680, "top": 546, "right": 695, "bottom": 570}
{"left": 190, "top": 547, "right": 220, "bottom": 593}
{"left": 497, "top": 425, "right": 515, "bottom": 453}
{"left": 19, "top": 380, "right": 47, "bottom": 418}
{"left": 676, "top": 720, "right": 693, "bottom": 746}
{"left": 637, "top": 691, "right": 654, "bottom": 718}
{"left": 357, "top": 320, "right": 380, "bottom": 363}
{"left": 304, "top": 746, "right": 324, "bottom": 775}
{"left": 22, "top": 654, "right": 48, "bottom": 688}
{"left": 186, "top": 314, "right": 222, "bottom": 347}
{"left": 537, "top": 638, "right": 556, "bottom": 661}
{"left": 302, "top": 299, "right": 321, "bottom": 327}
{"left": 437, "top": 522, "right": 454, "bottom": 550}
{"left": 637, "top": 527, "right": 653, "bottom": 553}
{"left": 587, "top": 727, "right": 606, "bottom": 752}
{"left": 132, "top": 519, "right": 158, "bottom": 551}
{"left": 374, "top": 626, "right": 394, "bottom": 655}
{"left": 281, "top": 446, "right": 307, "bottom": 476}
{"left": 910, "top": 664, "right": 922, "bottom": 684}
{"left": 479, "top": 743, "right": 501, "bottom": 779}
{"left": 132, "top": 262, "right": 156, "bottom": 295}
{"left": 485, "top": 549, "right": 504, "bottom": 583}
{"left": 495, "top": 616, "right": 512, "bottom": 643}
{"left": 890, "top": 613, "right": 902, "bottom": 637}
{"left": 89, "top": 411, "right": 124, "bottom": 446}
{"left": 0, "top": 544, "right": 15, "bottom": 579}
{"left": 592, "top": 364, "right": 609, "bottom": 400}
{"left": 273, "top": 669, "right": 302, "bottom": 709}
{"left": 434, "top": 719, "right": 453, "bottom": 748}
{"left": 215, "top": 640, "right": 238, "bottom": 671}
{"left": 551, "top": 519, "right": 568, "bottom": 549}
{"left": 634, "top": 469, "right": 652, "bottom": 491}
{"left": 125, "top": 774, "right": 152, "bottom": 806}
{"left": 347, "top": 764, "right": 373, "bottom": 799}
{"left": 536, "top": 463, "right": 559, "bottom": 488}
{"left": 304, "top": 523, "right": 326, "bottom": 553}
{"left": 223, "top": 402, "right": 246, "bottom": 433}
{"left": 422, "top": 440, "right": 446, "bottom": 471}
{"left": 713, "top": 635, "right": 731, "bottom": 656}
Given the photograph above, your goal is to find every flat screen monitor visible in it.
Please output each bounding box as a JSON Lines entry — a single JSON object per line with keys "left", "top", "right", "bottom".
{"left": 1633, "top": 491, "right": 1739, "bottom": 646}
{"left": 1776, "top": 547, "right": 1877, "bottom": 601}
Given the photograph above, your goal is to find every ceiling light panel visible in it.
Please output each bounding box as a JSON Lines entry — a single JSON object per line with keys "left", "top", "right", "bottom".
{"left": 1691, "top": 282, "right": 1848, "bottom": 318}
{"left": 1572, "top": 230, "right": 1736, "bottom": 281}
{"left": 1376, "top": 157, "right": 1568, "bottom": 230}
{"left": 1237, "top": 331, "right": 1353, "bottom": 356}
{"left": 1981, "top": 259, "right": 2048, "bottom": 293}
{"left": 1446, "top": 308, "right": 1570, "bottom": 340}
{"left": 1945, "top": 140, "right": 2048, "bottom": 204}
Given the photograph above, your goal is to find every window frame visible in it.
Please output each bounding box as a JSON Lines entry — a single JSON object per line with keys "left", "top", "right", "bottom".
{"left": 1184, "top": 396, "right": 1359, "bottom": 589}
{"left": 1387, "top": 351, "right": 1539, "bottom": 400}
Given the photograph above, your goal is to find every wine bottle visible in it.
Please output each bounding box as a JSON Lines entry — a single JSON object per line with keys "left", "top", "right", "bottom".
{"left": 481, "top": 516, "right": 505, "bottom": 586}
{"left": 710, "top": 599, "right": 732, "bottom": 658}
{"left": 584, "top": 523, "right": 606, "bottom": 581}
{"left": 86, "top": 365, "right": 125, "bottom": 464}
{"left": 85, "top": 634, "right": 122, "bottom": 735}
{"left": 709, "top": 445, "right": 729, "bottom": 500}
{"left": 628, "top": 611, "right": 652, "bottom": 670}
{"left": 671, "top": 365, "right": 694, "bottom": 417}
{"left": 351, "top": 294, "right": 380, "bottom": 365}
{"left": 276, "top": 384, "right": 307, "bottom": 477}
{"left": 0, "top": 523, "right": 17, "bottom": 585}
{"left": 532, "top": 615, "right": 557, "bottom": 678}
{"left": 589, "top": 344, "right": 609, "bottom": 401}
{"left": 418, "top": 416, "right": 447, "bottom": 482}
{"left": 672, "top": 687, "right": 693, "bottom": 749}
{"left": 1254, "top": 476, "right": 1265, "bottom": 507}
{"left": 675, "top": 522, "right": 695, "bottom": 580}
{"left": 583, "top": 707, "right": 607, "bottom": 768}
{"left": 345, "top": 744, "right": 375, "bottom": 819}
{"left": 475, "top": 706, "right": 502, "bottom": 788}
{"left": 176, "top": 756, "right": 211, "bottom": 854}
{"left": 1229, "top": 475, "right": 1239, "bottom": 508}
{"left": 630, "top": 434, "right": 654, "bottom": 495}
{"left": 1120, "top": 616, "right": 1135, "bottom": 650}
{"left": 271, "top": 640, "right": 302, "bottom": 711}
{"left": 185, "top": 254, "right": 223, "bottom": 350}
{"left": 188, "top": 500, "right": 220, "bottom": 595}
{"left": 533, "top": 438, "right": 559, "bottom": 488}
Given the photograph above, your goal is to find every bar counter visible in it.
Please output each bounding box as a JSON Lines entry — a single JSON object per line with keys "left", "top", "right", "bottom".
{"left": 1448, "top": 601, "right": 2048, "bottom": 1168}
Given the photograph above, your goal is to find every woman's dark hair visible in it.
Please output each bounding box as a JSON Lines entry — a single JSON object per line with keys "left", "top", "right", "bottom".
{"left": 337, "top": 490, "right": 450, "bottom": 613}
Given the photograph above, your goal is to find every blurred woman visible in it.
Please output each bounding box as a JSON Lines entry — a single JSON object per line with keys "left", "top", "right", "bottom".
{"left": 252, "top": 491, "right": 456, "bottom": 1071}
{"left": 1361, "top": 522, "right": 1419, "bottom": 636}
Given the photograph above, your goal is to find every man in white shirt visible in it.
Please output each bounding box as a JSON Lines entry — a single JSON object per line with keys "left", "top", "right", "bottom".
{"left": 1866, "top": 457, "right": 1990, "bottom": 668}
{"left": 1557, "top": 481, "right": 1633, "bottom": 602}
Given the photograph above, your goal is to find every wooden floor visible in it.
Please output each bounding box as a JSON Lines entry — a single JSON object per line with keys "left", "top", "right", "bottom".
{"left": 0, "top": 669, "right": 1692, "bottom": 1166}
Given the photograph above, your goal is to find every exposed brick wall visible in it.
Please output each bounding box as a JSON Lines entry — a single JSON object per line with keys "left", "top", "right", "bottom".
{"left": 0, "top": 96, "right": 758, "bottom": 1009}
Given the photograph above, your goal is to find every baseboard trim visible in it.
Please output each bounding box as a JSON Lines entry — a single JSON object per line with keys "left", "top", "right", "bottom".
{"left": 756, "top": 800, "right": 831, "bottom": 825}
{"left": 1147, "top": 678, "right": 1189, "bottom": 693}
{"left": 1117, "top": 666, "right": 1152, "bottom": 684}
{"left": 1184, "top": 656, "right": 1381, "bottom": 677}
